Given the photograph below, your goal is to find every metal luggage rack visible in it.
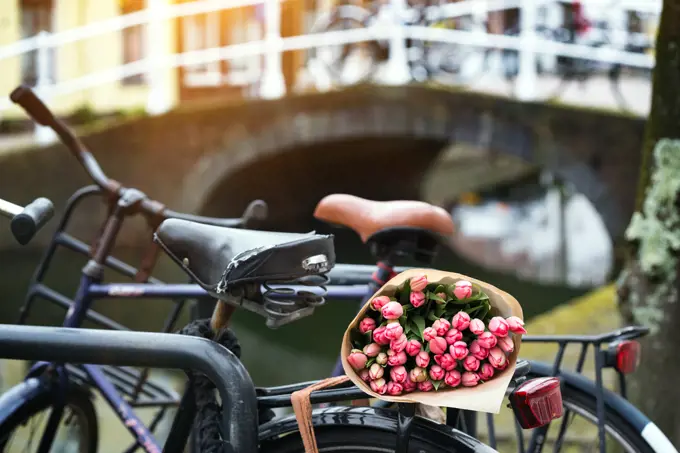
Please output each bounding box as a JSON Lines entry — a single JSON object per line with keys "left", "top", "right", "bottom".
{"left": 17, "top": 184, "right": 190, "bottom": 408}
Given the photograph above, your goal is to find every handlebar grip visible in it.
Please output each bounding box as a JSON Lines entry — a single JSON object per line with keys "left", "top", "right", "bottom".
{"left": 9, "top": 85, "right": 55, "bottom": 126}
{"left": 11, "top": 198, "right": 55, "bottom": 245}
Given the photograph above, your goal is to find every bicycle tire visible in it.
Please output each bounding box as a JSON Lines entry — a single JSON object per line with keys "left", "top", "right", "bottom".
{"left": 0, "top": 384, "right": 98, "bottom": 453}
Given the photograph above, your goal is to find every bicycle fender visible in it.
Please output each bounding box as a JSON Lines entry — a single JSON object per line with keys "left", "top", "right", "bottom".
{"left": 0, "top": 377, "right": 50, "bottom": 426}
{"left": 258, "top": 406, "right": 497, "bottom": 453}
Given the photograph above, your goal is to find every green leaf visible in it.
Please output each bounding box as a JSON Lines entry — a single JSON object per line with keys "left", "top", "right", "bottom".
{"left": 432, "top": 380, "right": 443, "bottom": 391}
{"left": 427, "top": 310, "right": 439, "bottom": 322}
{"left": 366, "top": 358, "right": 376, "bottom": 367}
{"left": 402, "top": 304, "right": 413, "bottom": 312}
{"left": 411, "top": 315, "right": 426, "bottom": 339}
{"left": 434, "top": 284, "right": 446, "bottom": 295}
{"left": 434, "top": 303, "right": 446, "bottom": 317}
{"left": 350, "top": 328, "right": 367, "bottom": 349}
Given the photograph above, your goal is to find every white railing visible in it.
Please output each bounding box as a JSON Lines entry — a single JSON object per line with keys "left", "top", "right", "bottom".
{"left": 0, "top": 0, "right": 661, "bottom": 144}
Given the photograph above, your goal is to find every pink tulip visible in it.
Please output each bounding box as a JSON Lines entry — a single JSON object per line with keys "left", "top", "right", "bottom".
{"left": 409, "top": 366, "right": 427, "bottom": 383}
{"left": 370, "top": 296, "right": 390, "bottom": 311}
{"left": 462, "top": 372, "right": 480, "bottom": 387}
{"left": 434, "top": 353, "right": 456, "bottom": 371}
{"left": 477, "top": 331, "right": 498, "bottom": 349}
{"left": 451, "top": 312, "right": 471, "bottom": 331}
{"left": 435, "top": 292, "right": 448, "bottom": 304}
{"left": 489, "top": 317, "right": 509, "bottom": 338}
{"left": 429, "top": 337, "right": 448, "bottom": 355}
{"left": 359, "top": 317, "right": 377, "bottom": 334}
{"left": 423, "top": 327, "right": 437, "bottom": 342}
{"left": 497, "top": 335, "right": 514, "bottom": 353}
{"left": 390, "top": 365, "right": 408, "bottom": 384}
{"left": 347, "top": 350, "right": 368, "bottom": 370}
{"left": 387, "top": 349, "right": 408, "bottom": 366}
{"left": 463, "top": 355, "right": 480, "bottom": 372}
{"left": 506, "top": 316, "right": 527, "bottom": 334}
{"left": 410, "top": 274, "right": 428, "bottom": 292}
{"left": 403, "top": 377, "right": 417, "bottom": 392}
{"left": 479, "top": 363, "right": 494, "bottom": 381}
{"left": 429, "top": 364, "right": 445, "bottom": 381}
{"left": 433, "top": 318, "right": 451, "bottom": 336}
{"left": 363, "top": 343, "right": 381, "bottom": 358}
{"left": 445, "top": 370, "right": 462, "bottom": 387}
{"left": 469, "top": 318, "right": 485, "bottom": 335}
{"left": 384, "top": 322, "right": 404, "bottom": 340}
{"left": 370, "top": 378, "right": 387, "bottom": 395}
{"left": 386, "top": 381, "right": 404, "bottom": 396}
{"left": 368, "top": 363, "right": 384, "bottom": 380}
{"left": 376, "top": 352, "right": 388, "bottom": 365}
{"left": 359, "top": 369, "right": 371, "bottom": 382}
{"left": 418, "top": 380, "right": 434, "bottom": 392}
{"left": 445, "top": 328, "right": 463, "bottom": 345}
{"left": 450, "top": 341, "right": 469, "bottom": 360}
{"left": 453, "top": 280, "right": 473, "bottom": 300}
{"left": 469, "top": 340, "right": 489, "bottom": 360}
{"left": 373, "top": 326, "right": 390, "bottom": 345}
{"left": 415, "top": 350, "right": 430, "bottom": 368}
{"left": 488, "top": 347, "right": 508, "bottom": 370}
{"left": 410, "top": 291, "right": 426, "bottom": 308}
{"left": 382, "top": 302, "right": 404, "bottom": 320}
{"left": 405, "top": 339, "right": 422, "bottom": 356}
{"left": 390, "top": 334, "right": 408, "bottom": 353}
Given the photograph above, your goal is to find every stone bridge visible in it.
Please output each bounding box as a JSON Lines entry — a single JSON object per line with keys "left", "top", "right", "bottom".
{"left": 0, "top": 84, "right": 644, "bottom": 250}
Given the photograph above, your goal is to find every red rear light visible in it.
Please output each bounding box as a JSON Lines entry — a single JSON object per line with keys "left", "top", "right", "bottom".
{"left": 612, "top": 340, "right": 641, "bottom": 374}
{"left": 509, "top": 377, "right": 563, "bottom": 429}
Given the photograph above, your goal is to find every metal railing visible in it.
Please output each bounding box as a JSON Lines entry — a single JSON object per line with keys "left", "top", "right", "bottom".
{"left": 0, "top": 0, "right": 661, "bottom": 144}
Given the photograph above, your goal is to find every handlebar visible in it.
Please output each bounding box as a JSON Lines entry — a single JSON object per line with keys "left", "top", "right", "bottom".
{"left": 0, "top": 197, "right": 55, "bottom": 245}
{"left": 9, "top": 85, "right": 268, "bottom": 228}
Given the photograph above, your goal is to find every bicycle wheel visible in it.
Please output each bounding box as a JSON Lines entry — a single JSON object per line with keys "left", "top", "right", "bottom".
{"left": 0, "top": 383, "right": 97, "bottom": 453}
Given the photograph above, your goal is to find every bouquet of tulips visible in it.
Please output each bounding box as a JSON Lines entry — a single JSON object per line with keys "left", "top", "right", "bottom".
{"left": 341, "top": 269, "right": 525, "bottom": 412}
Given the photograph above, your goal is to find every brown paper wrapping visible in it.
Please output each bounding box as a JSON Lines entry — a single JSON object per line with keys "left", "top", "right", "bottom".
{"left": 341, "top": 268, "right": 523, "bottom": 414}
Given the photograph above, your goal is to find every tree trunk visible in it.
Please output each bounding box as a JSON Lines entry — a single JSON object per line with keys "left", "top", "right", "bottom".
{"left": 616, "top": 1, "right": 680, "bottom": 445}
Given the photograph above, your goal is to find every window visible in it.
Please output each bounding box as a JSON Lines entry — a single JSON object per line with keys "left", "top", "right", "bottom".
{"left": 182, "top": 12, "right": 222, "bottom": 86}
{"left": 20, "top": 0, "right": 55, "bottom": 86}
{"left": 120, "top": 0, "right": 146, "bottom": 84}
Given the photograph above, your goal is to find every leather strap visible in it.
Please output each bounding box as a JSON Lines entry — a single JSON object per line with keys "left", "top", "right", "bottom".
{"left": 291, "top": 375, "right": 350, "bottom": 453}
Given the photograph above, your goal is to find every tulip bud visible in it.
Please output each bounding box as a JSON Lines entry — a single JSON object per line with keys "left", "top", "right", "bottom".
{"left": 410, "top": 274, "right": 428, "bottom": 292}
{"left": 417, "top": 379, "right": 434, "bottom": 392}
{"left": 347, "top": 350, "right": 368, "bottom": 370}
{"left": 463, "top": 355, "right": 480, "bottom": 372}
{"left": 462, "top": 372, "right": 480, "bottom": 387}
{"left": 390, "top": 334, "right": 408, "bottom": 353}
{"left": 415, "top": 350, "right": 430, "bottom": 368}
{"left": 444, "top": 370, "right": 461, "bottom": 387}
{"left": 469, "top": 318, "right": 485, "bottom": 335}
{"left": 403, "top": 377, "right": 417, "bottom": 392}
{"left": 489, "top": 316, "right": 509, "bottom": 337}
{"left": 386, "top": 381, "right": 404, "bottom": 396}
{"left": 369, "top": 362, "right": 384, "bottom": 380}
{"left": 429, "top": 364, "right": 446, "bottom": 381}
{"left": 445, "top": 328, "right": 463, "bottom": 345}
{"left": 390, "top": 365, "right": 408, "bottom": 384}
{"left": 376, "top": 352, "right": 388, "bottom": 365}
{"left": 359, "top": 317, "right": 377, "bottom": 334}
{"left": 479, "top": 363, "right": 494, "bottom": 381}
{"left": 453, "top": 280, "right": 473, "bottom": 300}
{"left": 451, "top": 312, "right": 471, "bottom": 331}
{"left": 359, "top": 369, "right": 371, "bottom": 382}
{"left": 435, "top": 292, "right": 448, "bottom": 304}
{"left": 450, "top": 341, "right": 469, "bottom": 360}
{"left": 506, "top": 316, "right": 527, "bottom": 334}
{"left": 405, "top": 339, "right": 422, "bottom": 357}
{"left": 423, "top": 327, "right": 437, "bottom": 342}
{"left": 469, "top": 340, "right": 489, "bottom": 360}
{"left": 497, "top": 335, "right": 514, "bottom": 353}
{"left": 409, "top": 366, "right": 427, "bottom": 383}
{"left": 488, "top": 347, "right": 508, "bottom": 370}
{"left": 363, "top": 343, "right": 381, "bottom": 358}
{"left": 432, "top": 318, "right": 451, "bottom": 336}
{"left": 370, "top": 378, "right": 387, "bottom": 395}
{"left": 382, "top": 301, "right": 404, "bottom": 320}
{"left": 410, "top": 291, "right": 426, "bottom": 308}
{"left": 370, "top": 295, "right": 390, "bottom": 311}
{"left": 387, "top": 349, "right": 408, "bottom": 366}
{"left": 384, "top": 321, "right": 404, "bottom": 340}
{"left": 372, "top": 326, "right": 390, "bottom": 345}
{"left": 434, "top": 353, "right": 456, "bottom": 371}
{"left": 477, "top": 331, "right": 497, "bottom": 349}
{"left": 429, "top": 337, "right": 448, "bottom": 355}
